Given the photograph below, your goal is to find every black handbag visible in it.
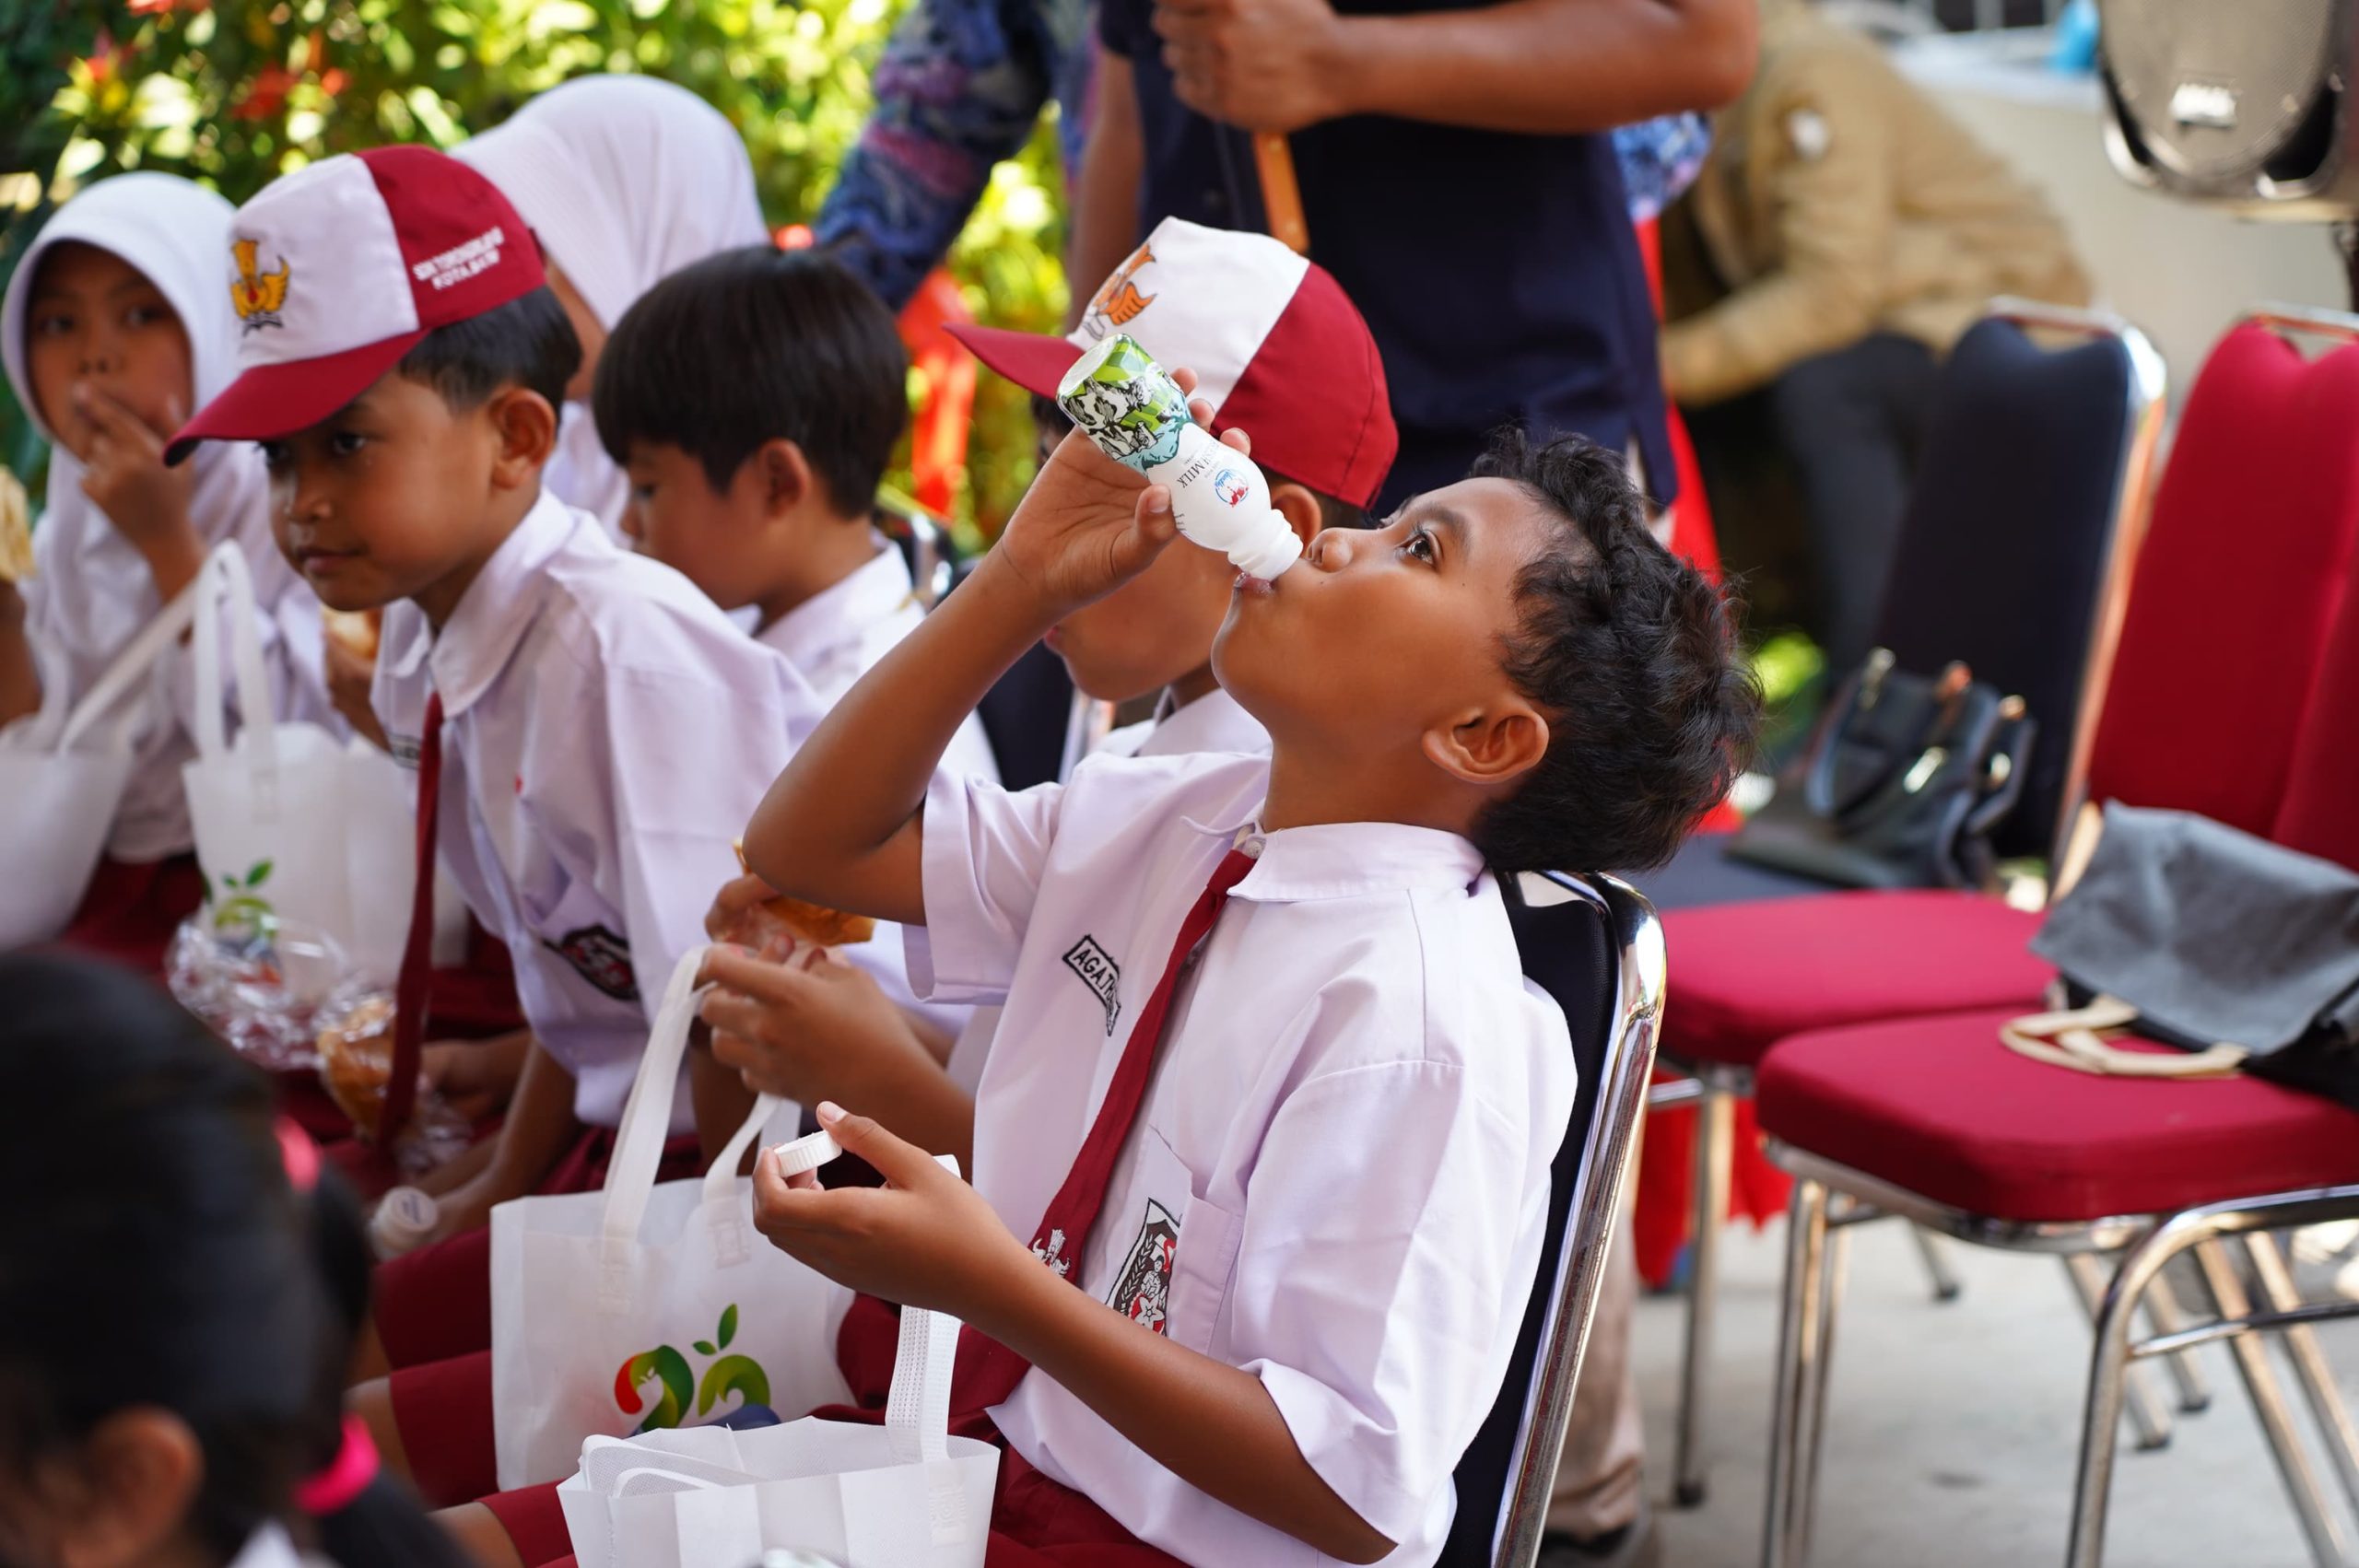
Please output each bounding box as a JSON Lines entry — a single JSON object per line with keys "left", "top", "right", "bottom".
{"left": 2002, "top": 804, "right": 2359, "bottom": 1110}
{"left": 1727, "top": 649, "right": 2037, "bottom": 891}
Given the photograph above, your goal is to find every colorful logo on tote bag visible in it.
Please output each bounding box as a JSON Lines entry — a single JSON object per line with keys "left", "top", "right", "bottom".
{"left": 613, "top": 1304, "right": 779, "bottom": 1433}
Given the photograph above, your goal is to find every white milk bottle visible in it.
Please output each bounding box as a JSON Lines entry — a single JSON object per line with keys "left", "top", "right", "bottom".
{"left": 1055, "top": 333, "right": 1302, "bottom": 580}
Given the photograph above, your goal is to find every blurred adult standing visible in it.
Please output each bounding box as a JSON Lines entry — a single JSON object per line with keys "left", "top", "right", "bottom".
{"left": 1075, "top": 0, "right": 1757, "bottom": 511}
{"left": 1661, "top": 0, "right": 2088, "bottom": 672}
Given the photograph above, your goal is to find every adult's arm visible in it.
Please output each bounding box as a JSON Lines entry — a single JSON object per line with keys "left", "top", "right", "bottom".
{"left": 1150, "top": 0, "right": 1757, "bottom": 136}
{"left": 816, "top": 0, "right": 1070, "bottom": 310}
{"left": 1661, "top": 57, "right": 1895, "bottom": 405}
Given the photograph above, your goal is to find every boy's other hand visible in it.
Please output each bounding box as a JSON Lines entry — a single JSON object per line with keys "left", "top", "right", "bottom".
{"left": 705, "top": 872, "right": 781, "bottom": 948}
{"left": 75, "top": 383, "right": 198, "bottom": 563}
{"left": 698, "top": 944, "right": 935, "bottom": 1106}
{"left": 984, "top": 367, "right": 1232, "bottom": 622}
{"left": 751, "top": 1102, "right": 1030, "bottom": 1324}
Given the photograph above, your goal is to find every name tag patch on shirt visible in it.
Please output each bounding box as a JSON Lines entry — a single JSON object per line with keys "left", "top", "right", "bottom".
{"left": 1108, "top": 1198, "right": 1180, "bottom": 1335}
{"left": 546, "top": 924, "right": 639, "bottom": 1002}
{"left": 1063, "top": 934, "right": 1121, "bottom": 1035}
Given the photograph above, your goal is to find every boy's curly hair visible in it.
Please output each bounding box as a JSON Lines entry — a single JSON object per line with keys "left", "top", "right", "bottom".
{"left": 1471, "top": 429, "right": 1760, "bottom": 872}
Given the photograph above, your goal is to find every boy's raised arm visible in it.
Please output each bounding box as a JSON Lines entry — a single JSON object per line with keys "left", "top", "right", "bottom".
{"left": 744, "top": 405, "right": 1208, "bottom": 926}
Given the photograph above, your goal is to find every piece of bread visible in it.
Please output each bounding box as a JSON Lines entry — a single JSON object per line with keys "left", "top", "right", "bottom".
{"left": 323, "top": 606, "right": 381, "bottom": 662}
{"left": 317, "top": 995, "right": 396, "bottom": 1139}
{"left": 0, "top": 469, "right": 31, "bottom": 585}
{"left": 732, "top": 840, "right": 874, "bottom": 946}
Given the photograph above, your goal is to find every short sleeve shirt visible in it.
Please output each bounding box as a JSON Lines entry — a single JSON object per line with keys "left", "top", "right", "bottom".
{"left": 910, "top": 750, "right": 1575, "bottom": 1563}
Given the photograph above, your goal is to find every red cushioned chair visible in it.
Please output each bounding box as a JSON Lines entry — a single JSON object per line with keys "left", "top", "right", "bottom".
{"left": 1655, "top": 300, "right": 2170, "bottom": 1499}
{"left": 1749, "top": 433, "right": 2359, "bottom": 1568}
{"left": 1660, "top": 310, "right": 2359, "bottom": 1504}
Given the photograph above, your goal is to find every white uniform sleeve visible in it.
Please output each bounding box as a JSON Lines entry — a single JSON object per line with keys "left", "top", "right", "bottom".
{"left": 1227, "top": 989, "right": 1556, "bottom": 1544}
{"left": 904, "top": 766, "right": 1066, "bottom": 1005}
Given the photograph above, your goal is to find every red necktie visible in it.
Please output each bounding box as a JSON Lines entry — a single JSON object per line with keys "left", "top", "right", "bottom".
{"left": 952, "top": 847, "right": 1259, "bottom": 1414}
{"left": 380, "top": 690, "right": 442, "bottom": 1142}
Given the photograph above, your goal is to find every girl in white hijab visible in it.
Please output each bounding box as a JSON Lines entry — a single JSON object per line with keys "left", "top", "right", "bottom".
{"left": 0, "top": 172, "right": 328, "bottom": 964}
{"left": 458, "top": 75, "right": 769, "bottom": 533}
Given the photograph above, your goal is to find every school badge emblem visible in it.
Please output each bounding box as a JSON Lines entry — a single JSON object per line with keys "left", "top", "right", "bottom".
{"left": 546, "top": 924, "right": 639, "bottom": 1002}
{"left": 1108, "top": 1199, "right": 1180, "bottom": 1334}
{"left": 229, "top": 239, "right": 290, "bottom": 333}
{"left": 1082, "top": 243, "right": 1156, "bottom": 338}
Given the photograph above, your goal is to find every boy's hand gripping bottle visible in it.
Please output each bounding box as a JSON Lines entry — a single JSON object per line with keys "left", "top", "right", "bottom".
{"left": 1055, "top": 333, "right": 1302, "bottom": 581}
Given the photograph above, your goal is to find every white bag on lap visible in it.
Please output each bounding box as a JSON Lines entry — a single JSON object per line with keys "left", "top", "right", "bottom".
{"left": 557, "top": 1244, "right": 998, "bottom": 1568}
{"left": 0, "top": 583, "right": 199, "bottom": 948}
{"left": 492, "top": 946, "right": 853, "bottom": 1490}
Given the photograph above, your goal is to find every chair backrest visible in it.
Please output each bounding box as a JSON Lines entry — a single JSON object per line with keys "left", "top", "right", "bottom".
{"left": 1440, "top": 872, "right": 1666, "bottom": 1568}
{"left": 1867, "top": 302, "right": 2165, "bottom": 862}
{"left": 2271, "top": 528, "right": 2359, "bottom": 872}
{"left": 2084, "top": 313, "right": 2359, "bottom": 837}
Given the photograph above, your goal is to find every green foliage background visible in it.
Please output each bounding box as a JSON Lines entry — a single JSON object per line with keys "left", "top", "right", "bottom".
{"left": 0, "top": 0, "right": 1069, "bottom": 536}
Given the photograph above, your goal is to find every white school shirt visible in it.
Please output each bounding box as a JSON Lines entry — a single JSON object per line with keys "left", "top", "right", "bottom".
{"left": 753, "top": 533, "right": 995, "bottom": 1042}
{"left": 942, "top": 685, "right": 1268, "bottom": 1094}
{"left": 374, "top": 490, "right": 822, "bottom": 1128}
{"left": 910, "top": 750, "right": 1575, "bottom": 1566}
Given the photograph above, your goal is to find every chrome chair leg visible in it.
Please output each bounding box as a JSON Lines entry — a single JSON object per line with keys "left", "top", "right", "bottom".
{"left": 2066, "top": 1220, "right": 2169, "bottom": 1568}
{"left": 1790, "top": 1219, "right": 1850, "bottom": 1568}
{"left": 1763, "top": 1176, "right": 1829, "bottom": 1568}
{"left": 2140, "top": 1265, "right": 2214, "bottom": 1413}
{"left": 2245, "top": 1231, "right": 2359, "bottom": 1519}
{"left": 2065, "top": 1253, "right": 2174, "bottom": 1450}
{"left": 1674, "top": 1082, "right": 1734, "bottom": 1508}
{"left": 2192, "top": 1238, "right": 2350, "bottom": 1568}
{"left": 1910, "top": 1223, "right": 1963, "bottom": 1302}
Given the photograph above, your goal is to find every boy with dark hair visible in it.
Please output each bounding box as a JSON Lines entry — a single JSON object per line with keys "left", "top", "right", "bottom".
{"left": 168, "top": 146, "right": 825, "bottom": 1490}
{"left": 728, "top": 398, "right": 1757, "bottom": 1564}
{"left": 589, "top": 242, "right": 997, "bottom": 780}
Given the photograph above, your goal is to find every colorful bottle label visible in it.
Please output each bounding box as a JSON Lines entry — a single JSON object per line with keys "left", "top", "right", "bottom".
{"left": 1057, "top": 334, "right": 1191, "bottom": 472}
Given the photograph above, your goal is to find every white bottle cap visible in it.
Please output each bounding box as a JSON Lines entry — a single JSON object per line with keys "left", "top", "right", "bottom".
{"left": 370, "top": 1186, "right": 440, "bottom": 1259}
{"left": 770, "top": 1129, "right": 842, "bottom": 1178}
{"left": 1230, "top": 525, "right": 1303, "bottom": 582}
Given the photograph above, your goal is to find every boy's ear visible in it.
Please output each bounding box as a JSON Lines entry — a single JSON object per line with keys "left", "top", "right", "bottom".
{"left": 754, "top": 438, "right": 815, "bottom": 521}
{"left": 1422, "top": 698, "right": 1550, "bottom": 791}
{"left": 1270, "top": 481, "right": 1323, "bottom": 547}
{"left": 485, "top": 387, "right": 559, "bottom": 489}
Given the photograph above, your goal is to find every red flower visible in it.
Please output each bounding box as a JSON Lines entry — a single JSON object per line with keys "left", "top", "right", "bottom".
{"left": 231, "top": 63, "right": 296, "bottom": 121}
{"left": 773, "top": 224, "right": 816, "bottom": 251}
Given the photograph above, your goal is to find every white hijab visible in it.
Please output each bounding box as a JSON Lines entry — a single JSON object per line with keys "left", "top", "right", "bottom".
{"left": 0, "top": 173, "right": 311, "bottom": 860}
{"left": 457, "top": 76, "right": 770, "bottom": 533}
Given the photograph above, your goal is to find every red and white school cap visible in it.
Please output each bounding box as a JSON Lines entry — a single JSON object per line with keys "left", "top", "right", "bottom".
{"left": 168, "top": 145, "right": 545, "bottom": 463}
{"left": 949, "top": 218, "right": 1396, "bottom": 509}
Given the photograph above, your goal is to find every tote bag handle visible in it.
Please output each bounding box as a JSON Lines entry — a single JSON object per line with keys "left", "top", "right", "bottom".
{"left": 48, "top": 575, "right": 205, "bottom": 754}
{"left": 189, "top": 543, "right": 282, "bottom": 806}
{"left": 1999, "top": 997, "right": 2249, "bottom": 1080}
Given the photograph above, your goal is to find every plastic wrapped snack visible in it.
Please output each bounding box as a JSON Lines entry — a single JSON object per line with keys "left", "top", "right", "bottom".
{"left": 166, "top": 911, "right": 351, "bottom": 1072}
{"left": 311, "top": 984, "right": 471, "bottom": 1172}
{"left": 728, "top": 840, "right": 874, "bottom": 950}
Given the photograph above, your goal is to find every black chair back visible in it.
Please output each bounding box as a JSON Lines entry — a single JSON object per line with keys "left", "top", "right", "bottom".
{"left": 1869, "top": 309, "right": 2158, "bottom": 862}
{"left": 1440, "top": 872, "right": 1665, "bottom": 1567}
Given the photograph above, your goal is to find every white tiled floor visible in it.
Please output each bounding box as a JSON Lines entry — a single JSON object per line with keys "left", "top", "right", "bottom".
{"left": 1631, "top": 1218, "right": 2359, "bottom": 1567}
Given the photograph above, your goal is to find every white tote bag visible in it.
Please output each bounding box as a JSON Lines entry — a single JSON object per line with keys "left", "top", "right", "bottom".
{"left": 0, "top": 583, "right": 199, "bottom": 948}
{"left": 182, "top": 541, "right": 355, "bottom": 953}
{"left": 492, "top": 946, "right": 854, "bottom": 1490}
{"left": 557, "top": 1257, "right": 999, "bottom": 1568}
{"left": 179, "top": 543, "right": 425, "bottom": 983}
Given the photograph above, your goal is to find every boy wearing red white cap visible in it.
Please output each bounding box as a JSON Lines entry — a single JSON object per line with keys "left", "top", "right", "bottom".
{"left": 698, "top": 216, "right": 1395, "bottom": 1117}
{"left": 170, "top": 145, "right": 824, "bottom": 1404}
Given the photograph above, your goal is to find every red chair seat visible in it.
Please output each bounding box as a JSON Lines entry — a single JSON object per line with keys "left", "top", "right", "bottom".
{"left": 1661, "top": 891, "right": 2050, "bottom": 1070}
{"left": 1755, "top": 1011, "right": 2359, "bottom": 1222}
